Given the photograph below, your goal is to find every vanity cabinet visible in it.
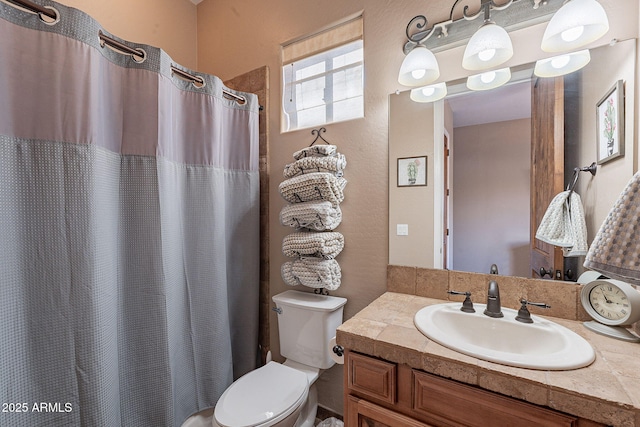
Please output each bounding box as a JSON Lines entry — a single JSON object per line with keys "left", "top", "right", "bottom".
{"left": 344, "top": 350, "right": 607, "bottom": 427}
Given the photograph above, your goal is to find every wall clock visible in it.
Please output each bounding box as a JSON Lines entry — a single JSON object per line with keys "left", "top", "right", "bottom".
{"left": 580, "top": 278, "right": 640, "bottom": 342}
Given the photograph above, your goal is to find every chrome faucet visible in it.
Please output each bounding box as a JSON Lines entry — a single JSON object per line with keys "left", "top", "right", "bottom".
{"left": 483, "top": 280, "right": 503, "bottom": 318}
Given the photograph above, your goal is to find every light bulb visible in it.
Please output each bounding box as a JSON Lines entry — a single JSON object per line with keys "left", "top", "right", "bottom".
{"left": 480, "top": 71, "right": 496, "bottom": 84}
{"left": 561, "top": 26, "right": 585, "bottom": 43}
{"left": 410, "top": 82, "right": 447, "bottom": 103}
{"left": 478, "top": 49, "right": 496, "bottom": 62}
{"left": 411, "top": 69, "right": 426, "bottom": 80}
{"left": 421, "top": 87, "right": 436, "bottom": 97}
{"left": 534, "top": 50, "right": 591, "bottom": 77}
{"left": 551, "top": 55, "right": 571, "bottom": 69}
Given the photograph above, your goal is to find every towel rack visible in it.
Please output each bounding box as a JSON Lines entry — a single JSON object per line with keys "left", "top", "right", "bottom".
{"left": 310, "top": 127, "right": 330, "bottom": 146}
{"left": 567, "top": 162, "right": 597, "bottom": 193}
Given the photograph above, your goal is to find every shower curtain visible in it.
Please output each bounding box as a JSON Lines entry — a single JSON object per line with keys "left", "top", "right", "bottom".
{"left": 0, "top": 1, "right": 259, "bottom": 426}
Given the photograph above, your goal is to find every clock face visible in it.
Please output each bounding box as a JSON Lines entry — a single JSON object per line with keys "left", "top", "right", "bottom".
{"left": 588, "top": 283, "right": 630, "bottom": 322}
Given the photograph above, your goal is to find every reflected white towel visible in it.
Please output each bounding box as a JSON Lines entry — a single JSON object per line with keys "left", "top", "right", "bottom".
{"left": 535, "top": 190, "right": 588, "bottom": 257}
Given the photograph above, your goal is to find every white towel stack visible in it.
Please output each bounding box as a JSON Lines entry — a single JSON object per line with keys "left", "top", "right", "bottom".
{"left": 279, "top": 144, "right": 346, "bottom": 291}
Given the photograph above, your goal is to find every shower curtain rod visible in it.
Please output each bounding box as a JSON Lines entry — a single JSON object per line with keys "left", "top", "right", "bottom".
{"left": 6, "top": 0, "right": 57, "bottom": 19}
{"left": 97, "top": 32, "right": 247, "bottom": 104}
{"left": 6, "top": 0, "right": 247, "bottom": 105}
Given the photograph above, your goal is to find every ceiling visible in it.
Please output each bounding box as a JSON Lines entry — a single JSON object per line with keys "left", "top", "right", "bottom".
{"left": 448, "top": 80, "right": 532, "bottom": 128}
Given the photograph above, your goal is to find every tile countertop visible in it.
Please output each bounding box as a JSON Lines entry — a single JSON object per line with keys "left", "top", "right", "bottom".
{"left": 336, "top": 292, "right": 640, "bottom": 427}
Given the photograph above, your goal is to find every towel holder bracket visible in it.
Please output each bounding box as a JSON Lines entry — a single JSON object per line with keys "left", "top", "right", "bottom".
{"left": 567, "top": 161, "right": 597, "bottom": 193}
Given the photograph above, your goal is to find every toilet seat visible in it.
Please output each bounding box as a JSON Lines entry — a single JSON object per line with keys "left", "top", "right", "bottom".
{"left": 214, "top": 361, "right": 309, "bottom": 427}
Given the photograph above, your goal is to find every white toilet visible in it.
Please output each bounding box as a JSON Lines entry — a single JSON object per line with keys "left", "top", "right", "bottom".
{"left": 212, "top": 290, "right": 347, "bottom": 427}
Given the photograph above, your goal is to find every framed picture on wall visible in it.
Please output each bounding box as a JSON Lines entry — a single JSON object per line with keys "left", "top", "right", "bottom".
{"left": 397, "top": 156, "right": 427, "bottom": 187}
{"left": 596, "top": 80, "right": 625, "bottom": 165}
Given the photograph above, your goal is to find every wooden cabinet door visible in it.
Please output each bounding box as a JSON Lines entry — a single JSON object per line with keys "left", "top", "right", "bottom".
{"left": 530, "top": 76, "right": 565, "bottom": 280}
{"left": 347, "top": 396, "right": 435, "bottom": 427}
{"left": 413, "top": 371, "right": 577, "bottom": 427}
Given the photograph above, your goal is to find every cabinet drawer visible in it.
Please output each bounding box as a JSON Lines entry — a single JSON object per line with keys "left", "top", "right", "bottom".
{"left": 348, "top": 352, "right": 397, "bottom": 404}
{"left": 347, "top": 396, "right": 434, "bottom": 427}
{"left": 412, "top": 370, "right": 577, "bottom": 427}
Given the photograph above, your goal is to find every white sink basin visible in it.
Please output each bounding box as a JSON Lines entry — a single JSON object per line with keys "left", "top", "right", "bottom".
{"left": 414, "top": 303, "right": 595, "bottom": 370}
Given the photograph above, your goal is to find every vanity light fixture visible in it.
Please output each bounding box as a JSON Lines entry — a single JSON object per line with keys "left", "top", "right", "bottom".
{"left": 462, "top": 0, "right": 514, "bottom": 70}
{"left": 541, "top": 0, "right": 609, "bottom": 53}
{"left": 534, "top": 49, "right": 591, "bottom": 77}
{"left": 410, "top": 82, "right": 448, "bottom": 103}
{"left": 397, "top": 0, "right": 607, "bottom": 100}
{"left": 466, "top": 67, "right": 511, "bottom": 91}
{"left": 398, "top": 44, "right": 440, "bottom": 87}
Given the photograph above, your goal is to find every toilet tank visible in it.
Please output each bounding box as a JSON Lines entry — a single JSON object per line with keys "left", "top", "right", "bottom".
{"left": 272, "top": 290, "right": 347, "bottom": 370}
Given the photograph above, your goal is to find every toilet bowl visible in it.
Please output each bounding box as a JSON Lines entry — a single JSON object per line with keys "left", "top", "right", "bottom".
{"left": 212, "top": 361, "right": 317, "bottom": 427}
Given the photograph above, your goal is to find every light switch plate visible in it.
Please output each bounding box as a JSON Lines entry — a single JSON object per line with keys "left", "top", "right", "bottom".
{"left": 397, "top": 224, "right": 409, "bottom": 236}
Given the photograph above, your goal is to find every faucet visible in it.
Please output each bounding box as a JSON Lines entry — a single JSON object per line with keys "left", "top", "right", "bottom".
{"left": 483, "top": 280, "right": 503, "bottom": 318}
{"left": 489, "top": 264, "right": 499, "bottom": 275}
{"left": 515, "top": 299, "right": 551, "bottom": 323}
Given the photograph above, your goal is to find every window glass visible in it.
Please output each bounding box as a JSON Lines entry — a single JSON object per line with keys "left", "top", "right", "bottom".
{"left": 282, "top": 38, "right": 364, "bottom": 132}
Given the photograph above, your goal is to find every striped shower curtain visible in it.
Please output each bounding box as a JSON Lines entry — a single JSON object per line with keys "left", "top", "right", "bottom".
{"left": 0, "top": 1, "right": 259, "bottom": 426}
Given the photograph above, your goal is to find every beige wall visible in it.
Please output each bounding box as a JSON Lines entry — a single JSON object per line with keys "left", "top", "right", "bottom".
{"left": 389, "top": 93, "right": 435, "bottom": 268}
{"left": 571, "top": 39, "right": 637, "bottom": 265}
{"left": 452, "top": 119, "right": 531, "bottom": 277}
{"left": 58, "top": 0, "right": 198, "bottom": 69}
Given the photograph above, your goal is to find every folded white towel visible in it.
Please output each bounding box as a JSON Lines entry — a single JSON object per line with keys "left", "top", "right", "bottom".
{"left": 278, "top": 172, "right": 346, "bottom": 206}
{"left": 535, "top": 190, "right": 588, "bottom": 257}
{"left": 281, "top": 257, "right": 342, "bottom": 290}
{"left": 293, "top": 144, "right": 337, "bottom": 160}
{"left": 284, "top": 154, "right": 347, "bottom": 179}
{"left": 280, "top": 201, "right": 342, "bottom": 231}
{"left": 282, "top": 231, "right": 344, "bottom": 259}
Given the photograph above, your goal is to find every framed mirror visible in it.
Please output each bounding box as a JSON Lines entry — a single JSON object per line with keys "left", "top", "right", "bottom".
{"left": 389, "top": 38, "right": 636, "bottom": 279}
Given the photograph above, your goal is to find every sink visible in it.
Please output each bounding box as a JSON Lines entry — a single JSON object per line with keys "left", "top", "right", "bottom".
{"left": 414, "top": 303, "right": 595, "bottom": 370}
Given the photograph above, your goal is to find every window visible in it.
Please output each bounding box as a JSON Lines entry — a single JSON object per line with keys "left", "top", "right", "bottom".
{"left": 282, "top": 17, "right": 364, "bottom": 132}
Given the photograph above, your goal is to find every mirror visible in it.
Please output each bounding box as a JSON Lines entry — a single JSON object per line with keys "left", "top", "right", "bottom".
{"left": 389, "top": 38, "right": 636, "bottom": 278}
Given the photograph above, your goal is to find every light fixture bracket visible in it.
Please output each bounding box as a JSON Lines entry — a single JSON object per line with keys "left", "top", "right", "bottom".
{"left": 403, "top": 0, "right": 564, "bottom": 55}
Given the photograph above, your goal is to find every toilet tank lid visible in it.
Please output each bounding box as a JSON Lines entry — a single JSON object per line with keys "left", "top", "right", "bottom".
{"left": 272, "top": 290, "right": 347, "bottom": 312}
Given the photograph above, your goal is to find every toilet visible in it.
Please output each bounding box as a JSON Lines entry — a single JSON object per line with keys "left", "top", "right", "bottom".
{"left": 212, "top": 290, "right": 347, "bottom": 427}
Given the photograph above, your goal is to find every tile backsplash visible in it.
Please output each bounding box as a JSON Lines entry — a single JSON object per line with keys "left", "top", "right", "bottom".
{"left": 387, "top": 265, "right": 591, "bottom": 322}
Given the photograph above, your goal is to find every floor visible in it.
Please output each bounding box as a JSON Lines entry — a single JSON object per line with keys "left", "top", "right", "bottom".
{"left": 181, "top": 406, "right": 343, "bottom": 427}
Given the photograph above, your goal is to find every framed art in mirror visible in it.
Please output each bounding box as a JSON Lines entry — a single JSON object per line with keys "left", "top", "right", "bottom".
{"left": 398, "top": 156, "right": 427, "bottom": 187}
{"left": 596, "top": 80, "right": 625, "bottom": 165}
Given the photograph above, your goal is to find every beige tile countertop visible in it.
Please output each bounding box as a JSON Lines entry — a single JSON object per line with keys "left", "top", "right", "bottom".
{"left": 336, "top": 292, "right": 640, "bottom": 427}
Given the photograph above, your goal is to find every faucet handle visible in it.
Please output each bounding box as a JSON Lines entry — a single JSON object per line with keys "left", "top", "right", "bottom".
{"left": 515, "top": 299, "right": 551, "bottom": 323}
{"left": 447, "top": 290, "right": 475, "bottom": 313}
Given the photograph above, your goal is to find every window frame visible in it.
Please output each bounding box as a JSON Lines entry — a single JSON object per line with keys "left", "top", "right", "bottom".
{"left": 281, "top": 16, "right": 364, "bottom": 133}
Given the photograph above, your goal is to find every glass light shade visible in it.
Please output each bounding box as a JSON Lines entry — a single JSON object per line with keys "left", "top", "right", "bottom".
{"left": 534, "top": 50, "right": 591, "bottom": 77}
{"left": 462, "top": 22, "right": 513, "bottom": 71}
{"left": 398, "top": 45, "right": 440, "bottom": 87}
{"left": 410, "top": 82, "right": 447, "bottom": 103}
{"left": 541, "top": 0, "right": 609, "bottom": 53}
{"left": 466, "top": 67, "right": 511, "bottom": 91}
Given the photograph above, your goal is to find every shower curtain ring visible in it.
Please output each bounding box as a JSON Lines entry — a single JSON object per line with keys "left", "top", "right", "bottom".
{"left": 39, "top": 6, "right": 60, "bottom": 25}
